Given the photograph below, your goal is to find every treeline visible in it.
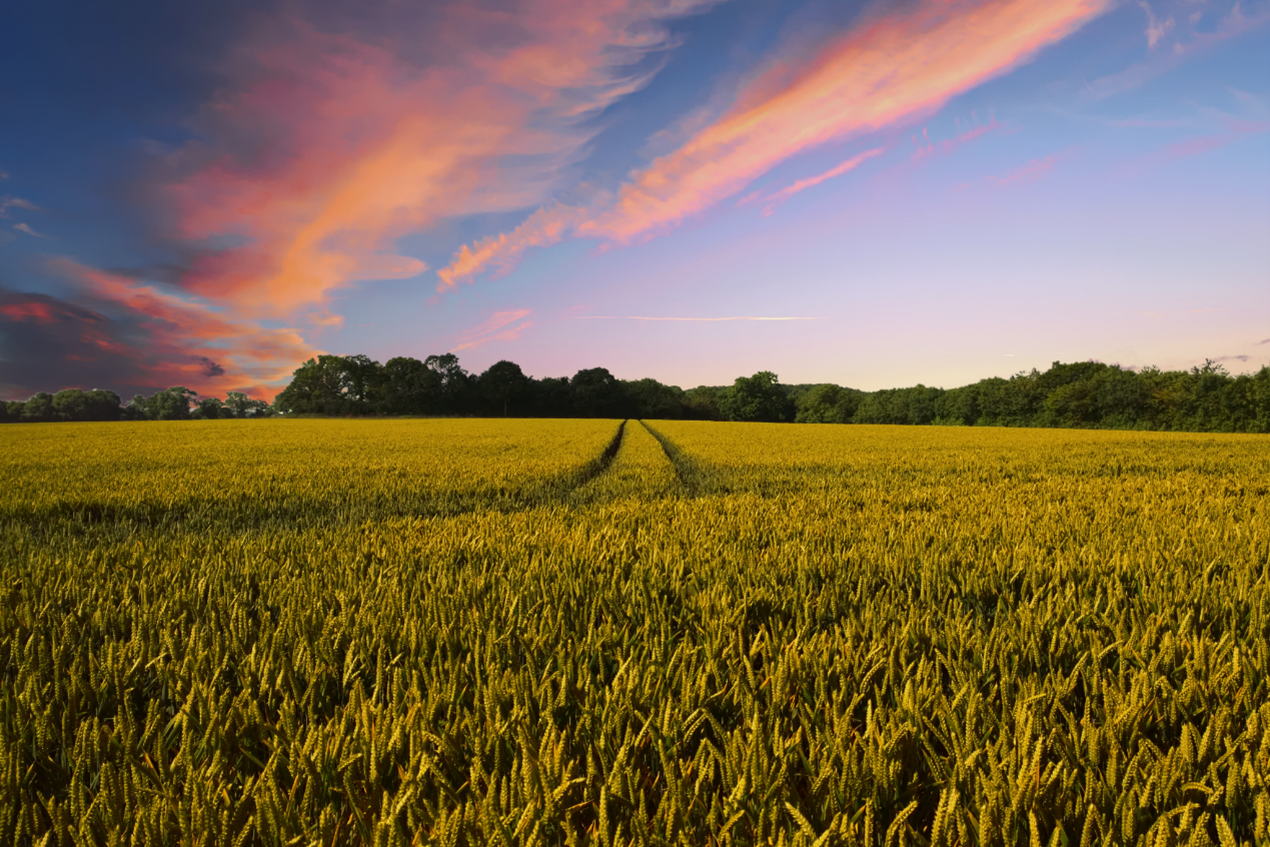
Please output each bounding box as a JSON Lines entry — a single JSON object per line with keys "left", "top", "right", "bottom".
{"left": 274, "top": 353, "right": 1270, "bottom": 432}
{"left": 1, "top": 387, "right": 273, "bottom": 423}
{"left": 792, "top": 360, "right": 1270, "bottom": 432}
{"left": 4, "top": 354, "right": 1269, "bottom": 432}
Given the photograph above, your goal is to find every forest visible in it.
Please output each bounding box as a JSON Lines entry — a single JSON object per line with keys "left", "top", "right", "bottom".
{"left": 3, "top": 353, "right": 1268, "bottom": 432}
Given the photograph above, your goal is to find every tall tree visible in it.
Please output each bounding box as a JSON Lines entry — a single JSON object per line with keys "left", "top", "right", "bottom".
{"left": 479, "top": 360, "right": 530, "bottom": 417}
{"left": 719, "top": 371, "right": 794, "bottom": 423}
{"left": 570, "top": 367, "right": 627, "bottom": 418}
{"left": 424, "top": 353, "right": 470, "bottom": 414}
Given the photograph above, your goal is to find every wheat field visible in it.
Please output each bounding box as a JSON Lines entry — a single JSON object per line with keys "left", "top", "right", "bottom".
{"left": 1, "top": 419, "right": 1266, "bottom": 845}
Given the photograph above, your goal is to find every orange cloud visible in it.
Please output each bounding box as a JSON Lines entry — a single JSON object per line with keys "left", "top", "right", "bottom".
{"left": 440, "top": 0, "right": 1113, "bottom": 287}
{"left": 437, "top": 204, "right": 588, "bottom": 292}
{"left": 167, "top": 1, "right": 716, "bottom": 315}
{"left": 48, "top": 258, "right": 320, "bottom": 398}
{"left": 453, "top": 309, "right": 534, "bottom": 351}
{"left": 761, "top": 147, "right": 886, "bottom": 215}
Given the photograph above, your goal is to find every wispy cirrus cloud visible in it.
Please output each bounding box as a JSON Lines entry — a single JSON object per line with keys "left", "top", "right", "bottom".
{"left": 759, "top": 147, "right": 886, "bottom": 215}
{"left": 911, "top": 116, "right": 1003, "bottom": 160}
{"left": 0, "top": 195, "right": 41, "bottom": 217}
{"left": 1118, "top": 117, "right": 1269, "bottom": 176}
{"left": 1084, "top": 0, "right": 1270, "bottom": 99}
{"left": 569, "top": 314, "right": 826, "bottom": 322}
{"left": 438, "top": 203, "right": 589, "bottom": 292}
{"left": 13, "top": 223, "right": 49, "bottom": 238}
{"left": 990, "top": 154, "right": 1060, "bottom": 186}
{"left": 1135, "top": 0, "right": 1174, "bottom": 49}
{"left": 439, "top": 0, "right": 1114, "bottom": 290}
{"left": 453, "top": 309, "right": 534, "bottom": 351}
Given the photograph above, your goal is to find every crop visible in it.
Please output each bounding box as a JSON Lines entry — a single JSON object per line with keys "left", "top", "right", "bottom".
{"left": 0, "top": 419, "right": 1266, "bottom": 845}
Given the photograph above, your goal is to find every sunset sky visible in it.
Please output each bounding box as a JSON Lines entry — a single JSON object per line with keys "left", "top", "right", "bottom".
{"left": 1, "top": 0, "right": 1267, "bottom": 399}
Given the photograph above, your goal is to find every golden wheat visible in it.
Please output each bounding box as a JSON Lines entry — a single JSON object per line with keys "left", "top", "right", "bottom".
{"left": 0, "top": 418, "right": 1265, "bottom": 845}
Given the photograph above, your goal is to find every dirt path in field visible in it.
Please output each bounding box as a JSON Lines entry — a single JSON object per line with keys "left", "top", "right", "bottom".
{"left": 567, "top": 419, "right": 627, "bottom": 490}
{"left": 566, "top": 419, "right": 685, "bottom": 503}
{"left": 638, "top": 421, "right": 703, "bottom": 496}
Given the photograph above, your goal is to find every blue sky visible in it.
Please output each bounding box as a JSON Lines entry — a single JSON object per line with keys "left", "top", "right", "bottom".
{"left": 1, "top": 0, "right": 1266, "bottom": 398}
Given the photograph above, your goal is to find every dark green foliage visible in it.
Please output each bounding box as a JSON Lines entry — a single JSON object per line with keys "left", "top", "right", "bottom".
{"left": 19, "top": 391, "right": 55, "bottom": 422}
{"left": 719, "top": 371, "right": 795, "bottom": 423}
{"left": 852, "top": 385, "right": 943, "bottom": 426}
{"left": 50, "top": 388, "right": 123, "bottom": 422}
{"left": 793, "top": 384, "right": 863, "bottom": 423}
{"left": 569, "top": 367, "right": 627, "bottom": 418}
{"left": 480, "top": 360, "right": 532, "bottom": 417}
{"left": 5, "top": 356, "right": 1269, "bottom": 432}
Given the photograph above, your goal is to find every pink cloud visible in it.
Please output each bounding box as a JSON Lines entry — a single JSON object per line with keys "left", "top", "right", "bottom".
{"left": 569, "top": 315, "right": 826, "bottom": 322}
{"left": 48, "top": 258, "right": 321, "bottom": 398}
{"left": 761, "top": 147, "right": 886, "bottom": 215}
{"left": 160, "top": 1, "right": 715, "bottom": 314}
{"left": 453, "top": 309, "right": 534, "bottom": 351}
{"left": 0, "top": 301, "right": 60, "bottom": 323}
{"left": 1135, "top": 0, "right": 1174, "bottom": 49}
{"left": 439, "top": 0, "right": 1114, "bottom": 287}
{"left": 437, "top": 204, "right": 588, "bottom": 292}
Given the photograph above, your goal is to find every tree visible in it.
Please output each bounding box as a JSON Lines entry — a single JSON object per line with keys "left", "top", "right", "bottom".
{"left": 51, "top": 388, "right": 88, "bottom": 421}
{"left": 21, "top": 393, "right": 56, "bottom": 422}
{"left": 530, "top": 376, "right": 572, "bottom": 417}
{"left": 275, "top": 356, "right": 356, "bottom": 415}
{"left": 682, "top": 386, "right": 722, "bottom": 420}
{"left": 49, "top": 388, "right": 121, "bottom": 421}
{"left": 624, "top": 378, "right": 686, "bottom": 420}
{"left": 938, "top": 384, "right": 981, "bottom": 426}
{"left": 380, "top": 357, "right": 432, "bottom": 415}
{"left": 570, "top": 367, "right": 627, "bottom": 418}
{"left": 719, "top": 371, "right": 794, "bottom": 422}
{"left": 479, "top": 360, "right": 530, "bottom": 417}
{"left": 224, "top": 391, "right": 251, "bottom": 418}
{"left": 84, "top": 389, "right": 123, "bottom": 421}
{"left": 125, "top": 395, "right": 152, "bottom": 420}
{"left": 795, "top": 384, "right": 859, "bottom": 424}
{"left": 193, "top": 397, "right": 224, "bottom": 419}
{"left": 146, "top": 387, "right": 197, "bottom": 420}
{"left": 343, "top": 354, "right": 383, "bottom": 410}
{"left": 424, "top": 354, "right": 471, "bottom": 414}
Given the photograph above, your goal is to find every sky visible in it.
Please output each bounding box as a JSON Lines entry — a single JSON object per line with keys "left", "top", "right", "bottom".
{"left": 0, "top": 0, "right": 1267, "bottom": 399}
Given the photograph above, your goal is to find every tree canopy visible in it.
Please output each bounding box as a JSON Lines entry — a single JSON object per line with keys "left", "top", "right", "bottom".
{"left": 4, "top": 357, "right": 1269, "bottom": 433}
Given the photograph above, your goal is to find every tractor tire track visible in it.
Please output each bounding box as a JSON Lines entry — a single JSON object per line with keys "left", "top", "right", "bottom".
{"left": 639, "top": 420, "right": 704, "bottom": 497}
